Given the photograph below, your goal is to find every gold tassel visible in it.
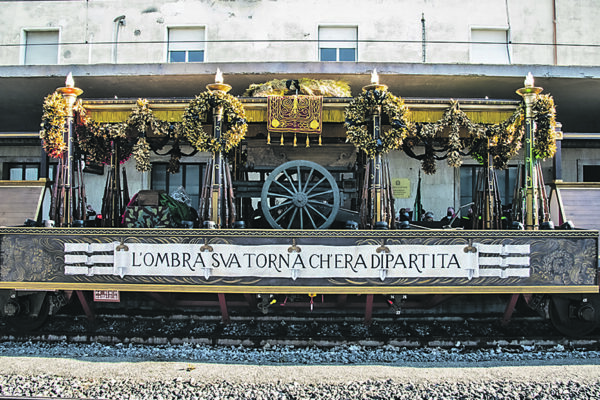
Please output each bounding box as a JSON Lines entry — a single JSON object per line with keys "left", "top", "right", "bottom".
{"left": 267, "top": 131, "right": 271, "bottom": 145}
{"left": 294, "top": 133, "right": 297, "bottom": 147}
{"left": 306, "top": 135, "right": 310, "bottom": 148}
{"left": 292, "top": 95, "right": 298, "bottom": 116}
{"left": 318, "top": 134, "right": 322, "bottom": 146}
{"left": 280, "top": 133, "right": 284, "bottom": 146}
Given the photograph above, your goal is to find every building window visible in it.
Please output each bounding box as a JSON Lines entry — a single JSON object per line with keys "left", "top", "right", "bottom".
{"left": 319, "top": 26, "right": 357, "bottom": 62}
{"left": 577, "top": 160, "right": 600, "bottom": 182}
{"left": 460, "top": 165, "right": 518, "bottom": 212}
{"left": 24, "top": 30, "right": 59, "bottom": 65}
{"left": 167, "top": 27, "right": 205, "bottom": 63}
{"left": 3, "top": 163, "right": 56, "bottom": 181}
{"left": 470, "top": 28, "right": 510, "bottom": 64}
{"left": 151, "top": 163, "right": 205, "bottom": 208}
{"left": 583, "top": 166, "right": 600, "bottom": 182}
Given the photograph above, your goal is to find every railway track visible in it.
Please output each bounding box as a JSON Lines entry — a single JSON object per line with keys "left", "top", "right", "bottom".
{"left": 2, "top": 313, "right": 599, "bottom": 350}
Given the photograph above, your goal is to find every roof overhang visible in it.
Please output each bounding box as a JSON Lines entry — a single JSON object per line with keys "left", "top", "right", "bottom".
{"left": 1, "top": 62, "right": 599, "bottom": 133}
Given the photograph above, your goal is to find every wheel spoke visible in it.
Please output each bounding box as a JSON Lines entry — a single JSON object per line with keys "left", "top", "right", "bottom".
{"left": 267, "top": 191, "right": 293, "bottom": 200}
{"left": 286, "top": 208, "right": 299, "bottom": 229}
{"left": 303, "top": 207, "right": 318, "bottom": 229}
{"left": 307, "top": 189, "right": 334, "bottom": 200}
{"left": 302, "top": 168, "right": 316, "bottom": 192}
{"left": 299, "top": 206, "right": 304, "bottom": 229}
{"left": 273, "top": 179, "right": 295, "bottom": 197}
{"left": 305, "top": 176, "right": 327, "bottom": 196}
{"left": 306, "top": 203, "right": 329, "bottom": 221}
{"left": 282, "top": 170, "right": 298, "bottom": 193}
{"left": 308, "top": 200, "right": 333, "bottom": 209}
{"left": 275, "top": 204, "right": 295, "bottom": 223}
{"left": 269, "top": 200, "right": 292, "bottom": 210}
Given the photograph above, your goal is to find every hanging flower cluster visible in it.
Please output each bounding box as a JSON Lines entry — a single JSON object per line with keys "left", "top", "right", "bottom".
{"left": 75, "top": 99, "right": 183, "bottom": 169}
{"left": 127, "top": 98, "right": 162, "bottom": 136}
{"left": 39, "top": 92, "right": 69, "bottom": 158}
{"left": 76, "top": 120, "right": 133, "bottom": 165}
{"left": 468, "top": 105, "right": 525, "bottom": 170}
{"left": 126, "top": 99, "right": 169, "bottom": 172}
{"left": 183, "top": 90, "right": 247, "bottom": 154}
{"left": 344, "top": 89, "right": 411, "bottom": 158}
{"left": 532, "top": 94, "right": 557, "bottom": 160}
{"left": 132, "top": 136, "right": 151, "bottom": 172}
{"left": 40, "top": 95, "right": 214, "bottom": 171}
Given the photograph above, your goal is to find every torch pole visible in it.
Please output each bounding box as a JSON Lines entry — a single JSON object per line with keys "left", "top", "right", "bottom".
{"left": 56, "top": 73, "right": 83, "bottom": 227}
{"left": 517, "top": 74, "right": 543, "bottom": 230}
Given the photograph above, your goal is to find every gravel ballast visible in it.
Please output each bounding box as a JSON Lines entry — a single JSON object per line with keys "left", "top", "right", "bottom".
{"left": 0, "top": 341, "right": 599, "bottom": 399}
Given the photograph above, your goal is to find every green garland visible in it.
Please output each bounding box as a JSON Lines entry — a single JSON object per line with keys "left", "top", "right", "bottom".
{"left": 126, "top": 98, "right": 169, "bottom": 172}
{"left": 41, "top": 89, "right": 555, "bottom": 177}
{"left": 75, "top": 99, "right": 180, "bottom": 169}
{"left": 344, "top": 89, "right": 411, "bottom": 158}
{"left": 132, "top": 136, "right": 151, "bottom": 172}
{"left": 183, "top": 90, "right": 247, "bottom": 154}
{"left": 39, "top": 92, "right": 69, "bottom": 158}
{"left": 532, "top": 94, "right": 557, "bottom": 159}
{"left": 468, "top": 104, "right": 525, "bottom": 170}
{"left": 398, "top": 97, "right": 554, "bottom": 174}
{"left": 76, "top": 120, "right": 134, "bottom": 165}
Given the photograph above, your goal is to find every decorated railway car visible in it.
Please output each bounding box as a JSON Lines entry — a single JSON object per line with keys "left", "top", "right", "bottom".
{"left": 0, "top": 72, "right": 598, "bottom": 337}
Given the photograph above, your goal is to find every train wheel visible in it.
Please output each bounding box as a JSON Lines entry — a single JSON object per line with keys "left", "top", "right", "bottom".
{"left": 549, "top": 294, "right": 600, "bottom": 337}
{"left": 261, "top": 160, "right": 340, "bottom": 229}
{"left": 4, "top": 293, "right": 50, "bottom": 332}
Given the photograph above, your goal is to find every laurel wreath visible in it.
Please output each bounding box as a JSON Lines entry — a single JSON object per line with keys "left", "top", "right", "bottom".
{"left": 344, "top": 89, "right": 411, "bottom": 158}
{"left": 183, "top": 90, "right": 247, "bottom": 154}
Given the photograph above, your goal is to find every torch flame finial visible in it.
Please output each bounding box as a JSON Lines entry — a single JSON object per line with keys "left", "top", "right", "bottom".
{"left": 371, "top": 69, "right": 379, "bottom": 85}
{"left": 66, "top": 72, "right": 74, "bottom": 88}
{"left": 524, "top": 72, "right": 534, "bottom": 88}
{"left": 215, "top": 68, "right": 223, "bottom": 84}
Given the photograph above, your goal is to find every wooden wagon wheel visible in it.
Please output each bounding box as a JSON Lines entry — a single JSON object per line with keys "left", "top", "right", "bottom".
{"left": 261, "top": 160, "right": 340, "bottom": 229}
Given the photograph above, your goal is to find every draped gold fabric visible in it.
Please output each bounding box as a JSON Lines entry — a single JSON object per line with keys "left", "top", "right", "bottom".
{"left": 267, "top": 95, "right": 323, "bottom": 134}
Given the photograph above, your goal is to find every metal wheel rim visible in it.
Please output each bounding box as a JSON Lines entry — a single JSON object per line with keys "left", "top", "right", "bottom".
{"left": 549, "top": 295, "right": 600, "bottom": 337}
{"left": 261, "top": 160, "right": 340, "bottom": 229}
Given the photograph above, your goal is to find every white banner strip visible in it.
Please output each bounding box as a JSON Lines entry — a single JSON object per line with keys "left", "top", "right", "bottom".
{"left": 478, "top": 268, "right": 531, "bottom": 278}
{"left": 64, "top": 242, "right": 115, "bottom": 253}
{"left": 479, "top": 257, "right": 530, "bottom": 267}
{"left": 476, "top": 244, "right": 530, "bottom": 255}
{"left": 63, "top": 242, "right": 532, "bottom": 281}
{"left": 64, "top": 254, "right": 114, "bottom": 265}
